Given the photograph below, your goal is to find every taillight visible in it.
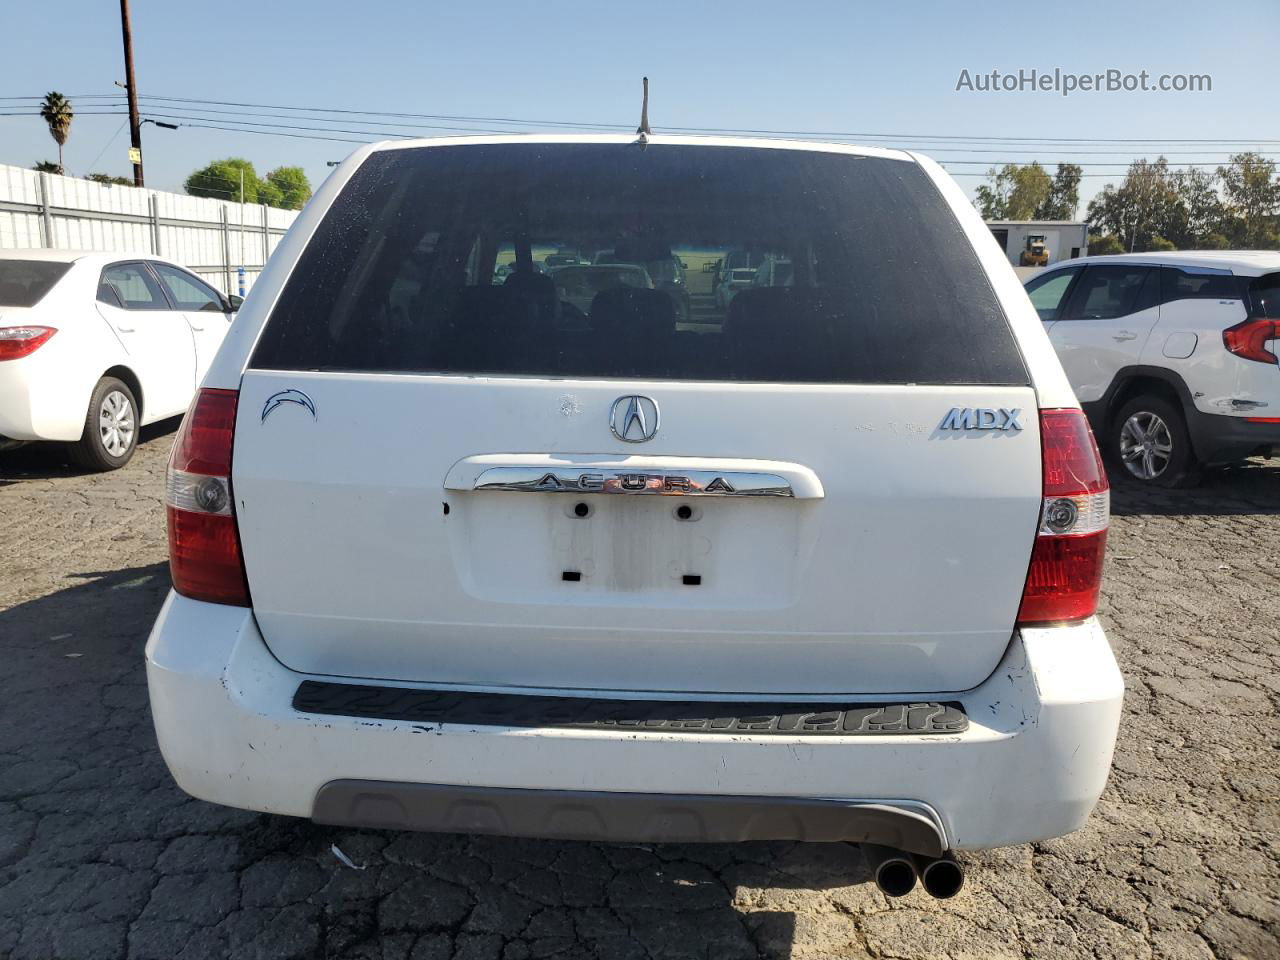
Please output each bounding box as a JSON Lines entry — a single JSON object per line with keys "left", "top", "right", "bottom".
{"left": 1223, "top": 317, "right": 1280, "bottom": 364}
{"left": 0, "top": 326, "right": 56, "bottom": 360}
{"left": 165, "top": 388, "right": 250, "bottom": 606}
{"left": 1017, "top": 408, "right": 1109, "bottom": 626}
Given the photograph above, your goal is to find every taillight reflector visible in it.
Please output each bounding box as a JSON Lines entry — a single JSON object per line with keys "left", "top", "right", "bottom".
{"left": 1223, "top": 317, "right": 1280, "bottom": 365}
{"left": 1017, "top": 409, "right": 1109, "bottom": 627}
{"left": 0, "top": 325, "right": 56, "bottom": 360}
{"left": 166, "top": 388, "right": 249, "bottom": 606}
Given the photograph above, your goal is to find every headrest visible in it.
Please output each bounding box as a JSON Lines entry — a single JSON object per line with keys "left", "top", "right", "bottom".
{"left": 589, "top": 287, "right": 677, "bottom": 337}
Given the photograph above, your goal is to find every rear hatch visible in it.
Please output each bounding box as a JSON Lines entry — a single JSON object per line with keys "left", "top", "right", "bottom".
{"left": 234, "top": 141, "right": 1041, "bottom": 696}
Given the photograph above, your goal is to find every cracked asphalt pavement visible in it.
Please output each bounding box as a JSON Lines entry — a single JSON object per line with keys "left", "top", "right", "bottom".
{"left": 1, "top": 425, "right": 1277, "bottom": 959}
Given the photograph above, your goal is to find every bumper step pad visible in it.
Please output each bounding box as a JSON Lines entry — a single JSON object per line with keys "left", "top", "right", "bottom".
{"left": 292, "top": 681, "right": 968, "bottom": 736}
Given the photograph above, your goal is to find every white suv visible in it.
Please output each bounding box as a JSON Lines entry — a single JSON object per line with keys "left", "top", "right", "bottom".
{"left": 146, "top": 136, "right": 1123, "bottom": 898}
{"left": 1026, "top": 252, "right": 1280, "bottom": 486}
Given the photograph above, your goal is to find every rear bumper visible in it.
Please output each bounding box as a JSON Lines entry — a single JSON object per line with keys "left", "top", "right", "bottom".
{"left": 1187, "top": 409, "right": 1280, "bottom": 464}
{"left": 0, "top": 359, "right": 39, "bottom": 440}
{"left": 145, "top": 591, "right": 1124, "bottom": 851}
{"left": 0, "top": 354, "right": 87, "bottom": 442}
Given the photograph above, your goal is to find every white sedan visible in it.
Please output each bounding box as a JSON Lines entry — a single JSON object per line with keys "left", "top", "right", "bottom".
{"left": 0, "top": 250, "right": 239, "bottom": 470}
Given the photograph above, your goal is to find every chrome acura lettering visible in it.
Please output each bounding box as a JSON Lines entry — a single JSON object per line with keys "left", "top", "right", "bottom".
{"left": 472, "top": 467, "right": 794, "bottom": 497}
{"left": 939, "top": 407, "right": 1022, "bottom": 431}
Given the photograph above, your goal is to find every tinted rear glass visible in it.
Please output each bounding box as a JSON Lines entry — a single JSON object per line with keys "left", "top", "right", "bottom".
{"left": 1248, "top": 272, "right": 1280, "bottom": 318}
{"left": 0, "top": 260, "right": 72, "bottom": 307}
{"left": 252, "top": 143, "right": 1027, "bottom": 385}
{"left": 1160, "top": 266, "right": 1248, "bottom": 304}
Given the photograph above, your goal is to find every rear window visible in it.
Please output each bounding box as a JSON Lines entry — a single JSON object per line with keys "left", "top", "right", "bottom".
{"left": 1160, "top": 266, "right": 1248, "bottom": 304}
{"left": 1248, "top": 272, "right": 1280, "bottom": 317}
{"left": 252, "top": 143, "right": 1027, "bottom": 385}
{"left": 0, "top": 260, "right": 72, "bottom": 307}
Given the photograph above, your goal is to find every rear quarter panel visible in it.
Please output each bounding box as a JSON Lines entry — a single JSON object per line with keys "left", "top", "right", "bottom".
{"left": 1147, "top": 296, "right": 1280, "bottom": 417}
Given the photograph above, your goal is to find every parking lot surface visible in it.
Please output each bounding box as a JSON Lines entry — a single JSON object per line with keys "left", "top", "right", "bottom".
{"left": 1, "top": 427, "right": 1277, "bottom": 960}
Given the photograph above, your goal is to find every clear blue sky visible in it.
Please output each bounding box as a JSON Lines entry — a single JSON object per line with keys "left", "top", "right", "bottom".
{"left": 2, "top": 0, "right": 1276, "bottom": 209}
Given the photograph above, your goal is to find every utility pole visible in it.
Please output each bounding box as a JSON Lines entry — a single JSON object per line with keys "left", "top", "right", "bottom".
{"left": 119, "top": 0, "right": 144, "bottom": 187}
{"left": 238, "top": 168, "right": 246, "bottom": 297}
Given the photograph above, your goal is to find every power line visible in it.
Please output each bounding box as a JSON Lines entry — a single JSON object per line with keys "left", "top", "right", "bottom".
{"left": 117, "top": 105, "right": 1280, "bottom": 157}
{"left": 84, "top": 118, "right": 130, "bottom": 171}
{"left": 132, "top": 94, "right": 1280, "bottom": 145}
{"left": 11, "top": 90, "right": 1278, "bottom": 146}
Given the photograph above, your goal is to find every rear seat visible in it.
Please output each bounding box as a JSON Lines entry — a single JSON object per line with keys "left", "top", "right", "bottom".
{"left": 726, "top": 288, "right": 846, "bottom": 381}
{"left": 587, "top": 288, "right": 677, "bottom": 377}
{"left": 436, "top": 283, "right": 555, "bottom": 373}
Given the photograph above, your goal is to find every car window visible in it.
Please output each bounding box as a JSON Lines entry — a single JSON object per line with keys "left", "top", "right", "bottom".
{"left": 0, "top": 260, "right": 72, "bottom": 307}
{"left": 1024, "top": 268, "right": 1078, "bottom": 322}
{"left": 1066, "top": 266, "right": 1154, "bottom": 320}
{"left": 100, "top": 263, "right": 170, "bottom": 311}
{"left": 1160, "top": 266, "right": 1247, "bottom": 304}
{"left": 152, "top": 263, "right": 225, "bottom": 312}
{"left": 251, "top": 143, "right": 1027, "bottom": 386}
{"left": 1248, "top": 272, "right": 1280, "bottom": 317}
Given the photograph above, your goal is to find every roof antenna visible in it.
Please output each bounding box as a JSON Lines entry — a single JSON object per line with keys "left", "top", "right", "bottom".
{"left": 635, "top": 76, "right": 651, "bottom": 148}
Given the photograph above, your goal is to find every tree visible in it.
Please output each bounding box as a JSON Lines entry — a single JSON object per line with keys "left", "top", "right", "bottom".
{"left": 85, "top": 172, "right": 132, "bottom": 186}
{"left": 1087, "top": 234, "right": 1125, "bottom": 256}
{"left": 32, "top": 161, "right": 60, "bottom": 174}
{"left": 256, "top": 177, "right": 284, "bottom": 209}
{"left": 38, "top": 92, "right": 73, "bottom": 175}
{"left": 1039, "top": 164, "right": 1082, "bottom": 221}
{"left": 1086, "top": 158, "right": 1186, "bottom": 252}
{"left": 185, "top": 158, "right": 259, "bottom": 202}
{"left": 974, "top": 163, "right": 1052, "bottom": 220}
{"left": 183, "top": 159, "right": 312, "bottom": 209}
{"left": 264, "top": 166, "right": 312, "bottom": 210}
{"left": 1217, "top": 153, "right": 1280, "bottom": 248}
{"left": 1168, "top": 168, "right": 1225, "bottom": 247}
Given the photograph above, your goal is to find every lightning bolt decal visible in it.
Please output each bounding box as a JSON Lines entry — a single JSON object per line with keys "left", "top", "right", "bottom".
{"left": 260, "top": 389, "right": 317, "bottom": 423}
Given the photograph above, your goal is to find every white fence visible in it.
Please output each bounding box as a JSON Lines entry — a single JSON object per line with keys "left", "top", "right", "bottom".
{"left": 0, "top": 164, "right": 299, "bottom": 295}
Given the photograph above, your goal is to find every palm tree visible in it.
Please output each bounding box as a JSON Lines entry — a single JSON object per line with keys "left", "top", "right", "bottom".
{"left": 39, "top": 92, "right": 73, "bottom": 175}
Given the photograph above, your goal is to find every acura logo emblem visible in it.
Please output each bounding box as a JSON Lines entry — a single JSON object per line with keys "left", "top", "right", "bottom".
{"left": 609, "top": 395, "right": 660, "bottom": 443}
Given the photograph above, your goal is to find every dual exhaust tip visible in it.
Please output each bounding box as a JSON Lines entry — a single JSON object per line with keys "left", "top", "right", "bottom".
{"left": 863, "top": 844, "right": 965, "bottom": 900}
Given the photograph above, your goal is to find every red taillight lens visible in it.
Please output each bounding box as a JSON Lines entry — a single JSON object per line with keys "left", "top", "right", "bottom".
{"left": 166, "top": 388, "right": 249, "bottom": 606}
{"left": 0, "top": 326, "right": 56, "bottom": 360}
{"left": 1223, "top": 317, "right": 1280, "bottom": 364}
{"left": 1017, "top": 408, "right": 1109, "bottom": 626}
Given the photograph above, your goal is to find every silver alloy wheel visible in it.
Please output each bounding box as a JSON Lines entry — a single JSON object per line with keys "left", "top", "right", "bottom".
{"left": 99, "top": 389, "right": 135, "bottom": 458}
{"left": 1119, "top": 411, "right": 1173, "bottom": 480}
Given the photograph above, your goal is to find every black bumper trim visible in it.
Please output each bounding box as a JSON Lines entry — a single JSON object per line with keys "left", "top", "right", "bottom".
{"left": 292, "top": 681, "right": 968, "bottom": 736}
{"left": 312, "top": 781, "right": 947, "bottom": 854}
{"left": 1186, "top": 409, "right": 1280, "bottom": 464}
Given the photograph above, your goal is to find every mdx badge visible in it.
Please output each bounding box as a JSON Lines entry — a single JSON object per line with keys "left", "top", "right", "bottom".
{"left": 939, "top": 407, "right": 1023, "bottom": 431}
{"left": 610, "top": 395, "right": 660, "bottom": 442}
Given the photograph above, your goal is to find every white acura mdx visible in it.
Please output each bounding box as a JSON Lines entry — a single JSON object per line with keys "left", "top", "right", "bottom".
{"left": 0, "top": 250, "right": 239, "bottom": 469}
{"left": 146, "top": 135, "right": 1124, "bottom": 898}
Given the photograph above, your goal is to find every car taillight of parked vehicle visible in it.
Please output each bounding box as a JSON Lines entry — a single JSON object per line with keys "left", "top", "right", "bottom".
{"left": 0, "top": 326, "right": 56, "bottom": 360}
{"left": 1017, "top": 408, "right": 1109, "bottom": 626}
{"left": 1222, "top": 317, "right": 1280, "bottom": 365}
{"left": 165, "top": 388, "right": 250, "bottom": 606}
